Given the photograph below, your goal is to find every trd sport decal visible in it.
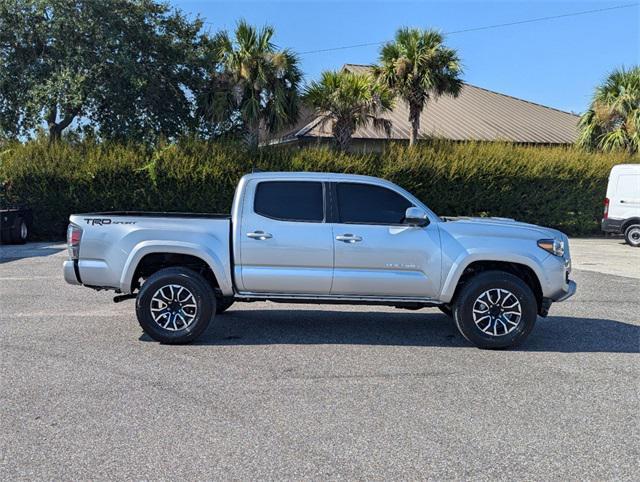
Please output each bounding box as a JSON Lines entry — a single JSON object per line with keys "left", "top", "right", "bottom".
{"left": 83, "top": 218, "right": 136, "bottom": 226}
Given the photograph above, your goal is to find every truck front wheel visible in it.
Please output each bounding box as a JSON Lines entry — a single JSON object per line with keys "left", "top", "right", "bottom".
{"left": 136, "top": 267, "right": 215, "bottom": 344}
{"left": 452, "top": 271, "right": 537, "bottom": 349}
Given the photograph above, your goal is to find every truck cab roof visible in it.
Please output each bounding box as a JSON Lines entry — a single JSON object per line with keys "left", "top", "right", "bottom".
{"left": 242, "top": 171, "right": 396, "bottom": 186}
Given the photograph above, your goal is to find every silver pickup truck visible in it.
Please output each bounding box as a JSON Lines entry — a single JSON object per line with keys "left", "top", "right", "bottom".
{"left": 64, "top": 171, "right": 576, "bottom": 349}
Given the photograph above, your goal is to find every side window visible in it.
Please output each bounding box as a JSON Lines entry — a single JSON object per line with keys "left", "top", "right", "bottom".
{"left": 617, "top": 175, "right": 640, "bottom": 197}
{"left": 254, "top": 181, "right": 324, "bottom": 222}
{"left": 336, "top": 182, "right": 412, "bottom": 225}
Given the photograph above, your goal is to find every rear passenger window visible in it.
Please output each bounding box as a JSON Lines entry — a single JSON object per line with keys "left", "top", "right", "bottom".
{"left": 336, "top": 182, "right": 412, "bottom": 224}
{"left": 254, "top": 181, "right": 324, "bottom": 222}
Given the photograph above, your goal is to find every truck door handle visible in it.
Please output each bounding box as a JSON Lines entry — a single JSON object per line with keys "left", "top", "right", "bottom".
{"left": 336, "top": 234, "right": 362, "bottom": 243}
{"left": 247, "top": 231, "right": 272, "bottom": 240}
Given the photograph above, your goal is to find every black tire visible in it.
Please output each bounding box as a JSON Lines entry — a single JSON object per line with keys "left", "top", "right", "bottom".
{"left": 438, "top": 305, "right": 453, "bottom": 318}
{"left": 135, "top": 267, "right": 215, "bottom": 344}
{"left": 215, "top": 297, "right": 235, "bottom": 314}
{"left": 452, "top": 271, "right": 538, "bottom": 349}
{"left": 624, "top": 224, "right": 640, "bottom": 247}
{"left": 11, "top": 217, "right": 28, "bottom": 244}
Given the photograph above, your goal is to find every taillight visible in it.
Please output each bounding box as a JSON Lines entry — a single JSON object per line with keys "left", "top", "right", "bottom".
{"left": 603, "top": 198, "right": 609, "bottom": 219}
{"left": 67, "top": 223, "right": 82, "bottom": 259}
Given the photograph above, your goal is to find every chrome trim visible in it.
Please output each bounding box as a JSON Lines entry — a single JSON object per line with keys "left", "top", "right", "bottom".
{"left": 335, "top": 234, "right": 363, "bottom": 243}
{"left": 246, "top": 231, "right": 273, "bottom": 240}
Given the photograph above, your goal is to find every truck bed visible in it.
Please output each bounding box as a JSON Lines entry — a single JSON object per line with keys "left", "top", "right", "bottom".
{"left": 76, "top": 211, "right": 230, "bottom": 219}
{"left": 69, "top": 212, "right": 233, "bottom": 293}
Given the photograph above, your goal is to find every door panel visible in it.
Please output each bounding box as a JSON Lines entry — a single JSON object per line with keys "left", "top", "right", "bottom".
{"left": 238, "top": 180, "right": 334, "bottom": 294}
{"left": 331, "top": 223, "right": 441, "bottom": 298}
{"left": 330, "top": 181, "right": 441, "bottom": 299}
{"left": 613, "top": 174, "right": 640, "bottom": 220}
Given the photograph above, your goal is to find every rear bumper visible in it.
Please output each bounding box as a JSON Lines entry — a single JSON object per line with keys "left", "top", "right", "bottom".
{"left": 63, "top": 260, "right": 81, "bottom": 285}
{"left": 602, "top": 218, "right": 623, "bottom": 233}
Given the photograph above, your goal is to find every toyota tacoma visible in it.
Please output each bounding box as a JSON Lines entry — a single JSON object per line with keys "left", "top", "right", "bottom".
{"left": 63, "top": 172, "right": 576, "bottom": 349}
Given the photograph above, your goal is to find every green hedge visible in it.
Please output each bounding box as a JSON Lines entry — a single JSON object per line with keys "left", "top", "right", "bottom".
{"left": 0, "top": 139, "right": 635, "bottom": 239}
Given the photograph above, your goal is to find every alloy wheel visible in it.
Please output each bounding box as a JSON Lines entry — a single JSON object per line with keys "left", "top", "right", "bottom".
{"left": 150, "top": 284, "right": 198, "bottom": 331}
{"left": 472, "top": 288, "right": 522, "bottom": 336}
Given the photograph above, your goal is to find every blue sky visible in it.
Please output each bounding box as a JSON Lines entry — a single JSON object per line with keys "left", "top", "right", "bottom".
{"left": 174, "top": 0, "right": 639, "bottom": 114}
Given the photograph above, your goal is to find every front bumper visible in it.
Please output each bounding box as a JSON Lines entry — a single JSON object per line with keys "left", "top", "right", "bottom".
{"left": 555, "top": 279, "right": 577, "bottom": 302}
{"left": 540, "top": 279, "right": 576, "bottom": 316}
{"left": 63, "top": 260, "right": 81, "bottom": 285}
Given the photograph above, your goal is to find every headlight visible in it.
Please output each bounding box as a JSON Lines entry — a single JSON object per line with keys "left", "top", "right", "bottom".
{"left": 537, "top": 238, "right": 565, "bottom": 257}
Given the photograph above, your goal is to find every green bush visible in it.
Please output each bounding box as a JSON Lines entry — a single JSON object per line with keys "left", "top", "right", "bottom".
{"left": 0, "top": 138, "right": 635, "bottom": 239}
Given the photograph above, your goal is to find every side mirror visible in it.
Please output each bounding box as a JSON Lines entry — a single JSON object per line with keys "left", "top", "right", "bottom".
{"left": 404, "top": 207, "right": 429, "bottom": 227}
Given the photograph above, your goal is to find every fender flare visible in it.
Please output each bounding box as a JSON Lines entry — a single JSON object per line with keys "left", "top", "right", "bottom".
{"left": 439, "top": 250, "right": 548, "bottom": 303}
{"left": 119, "top": 240, "right": 233, "bottom": 295}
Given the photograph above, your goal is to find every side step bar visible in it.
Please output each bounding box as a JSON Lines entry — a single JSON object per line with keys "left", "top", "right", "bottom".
{"left": 234, "top": 292, "right": 443, "bottom": 308}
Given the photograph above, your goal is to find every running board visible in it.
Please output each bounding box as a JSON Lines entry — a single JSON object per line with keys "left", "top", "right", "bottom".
{"left": 234, "top": 292, "right": 443, "bottom": 308}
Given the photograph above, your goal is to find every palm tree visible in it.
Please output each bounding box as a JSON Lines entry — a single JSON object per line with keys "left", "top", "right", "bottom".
{"left": 578, "top": 66, "right": 640, "bottom": 154}
{"left": 374, "top": 28, "right": 462, "bottom": 146}
{"left": 206, "top": 21, "right": 302, "bottom": 149}
{"left": 303, "top": 70, "right": 394, "bottom": 150}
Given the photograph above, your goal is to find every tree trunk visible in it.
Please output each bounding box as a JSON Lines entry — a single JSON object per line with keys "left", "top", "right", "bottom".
{"left": 245, "top": 121, "right": 260, "bottom": 150}
{"left": 46, "top": 104, "right": 79, "bottom": 143}
{"left": 245, "top": 89, "right": 262, "bottom": 151}
{"left": 333, "top": 119, "right": 354, "bottom": 151}
{"left": 49, "top": 124, "right": 63, "bottom": 142}
{"left": 408, "top": 102, "right": 421, "bottom": 147}
{"left": 46, "top": 105, "right": 59, "bottom": 143}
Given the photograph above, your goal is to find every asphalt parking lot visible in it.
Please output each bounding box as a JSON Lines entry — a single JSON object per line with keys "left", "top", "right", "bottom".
{"left": 1, "top": 238, "right": 638, "bottom": 480}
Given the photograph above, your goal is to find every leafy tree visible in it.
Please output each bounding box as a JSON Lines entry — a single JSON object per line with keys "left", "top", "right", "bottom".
{"left": 0, "top": 0, "right": 216, "bottom": 142}
{"left": 201, "top": 20, "right": 302, "bottom": 149}
{"left": 578, "top": 66, "right": 640, "bottom": 154}
{"left": 374, "top": 28, "right": 462, "bottom": 146}
{"left": 303, "top": 70, "right": 394, "bottom": 151}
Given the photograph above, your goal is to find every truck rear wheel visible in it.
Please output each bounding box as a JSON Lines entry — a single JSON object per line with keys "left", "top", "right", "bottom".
{"left": 624, "top": 224, "right": 640, "bottom": 247}
{"left": 136, "top": 267, "right": 215, "bottom": 344}
{"left": 452, "top": 271, "right": 537, "bottom": 349}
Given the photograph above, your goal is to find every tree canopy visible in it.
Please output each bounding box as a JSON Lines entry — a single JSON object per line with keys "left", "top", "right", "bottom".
{"left": 374, "top": 28, "right": 462, "bottom": 146}
{"left": 199, "top": 20, "right": 302, "bottom": 149}
{"left": 303, "top": 69, "right": 394, "bottom": 150}
{"left": 578, "top": 66, "right": 640, "bottom": 154}
{"left": 0, "top": 0, "right": 216, "bottom": 141}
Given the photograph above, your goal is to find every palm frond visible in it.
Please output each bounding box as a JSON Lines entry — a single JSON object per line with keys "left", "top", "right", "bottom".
{"left": 579, "top": 66, "right": 640, "bottom": 153}
{"left": 376, "top": 27, "right": 462, "bottom": 145}
{"left": 303, "top": 70, "right": 394, "bottom": 149}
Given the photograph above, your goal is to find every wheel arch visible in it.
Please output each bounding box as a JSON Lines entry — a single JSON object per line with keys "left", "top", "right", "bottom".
{"left": 441, "top": 254, "right": 545, "bottom": 311}
{"left": 622, "top": 218, "right": 640, "bottom": 232}
{"left": 120, "top": 241, "right": 233, "bottom": 296}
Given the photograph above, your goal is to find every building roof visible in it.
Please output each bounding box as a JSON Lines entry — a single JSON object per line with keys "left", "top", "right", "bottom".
{"left": 268, "top": 64, "right": 580, "bottom": 145}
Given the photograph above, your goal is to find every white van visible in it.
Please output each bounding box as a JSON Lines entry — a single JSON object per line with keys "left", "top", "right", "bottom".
{"left": 602, "top": 164, "right": 640, "bottom": 246}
